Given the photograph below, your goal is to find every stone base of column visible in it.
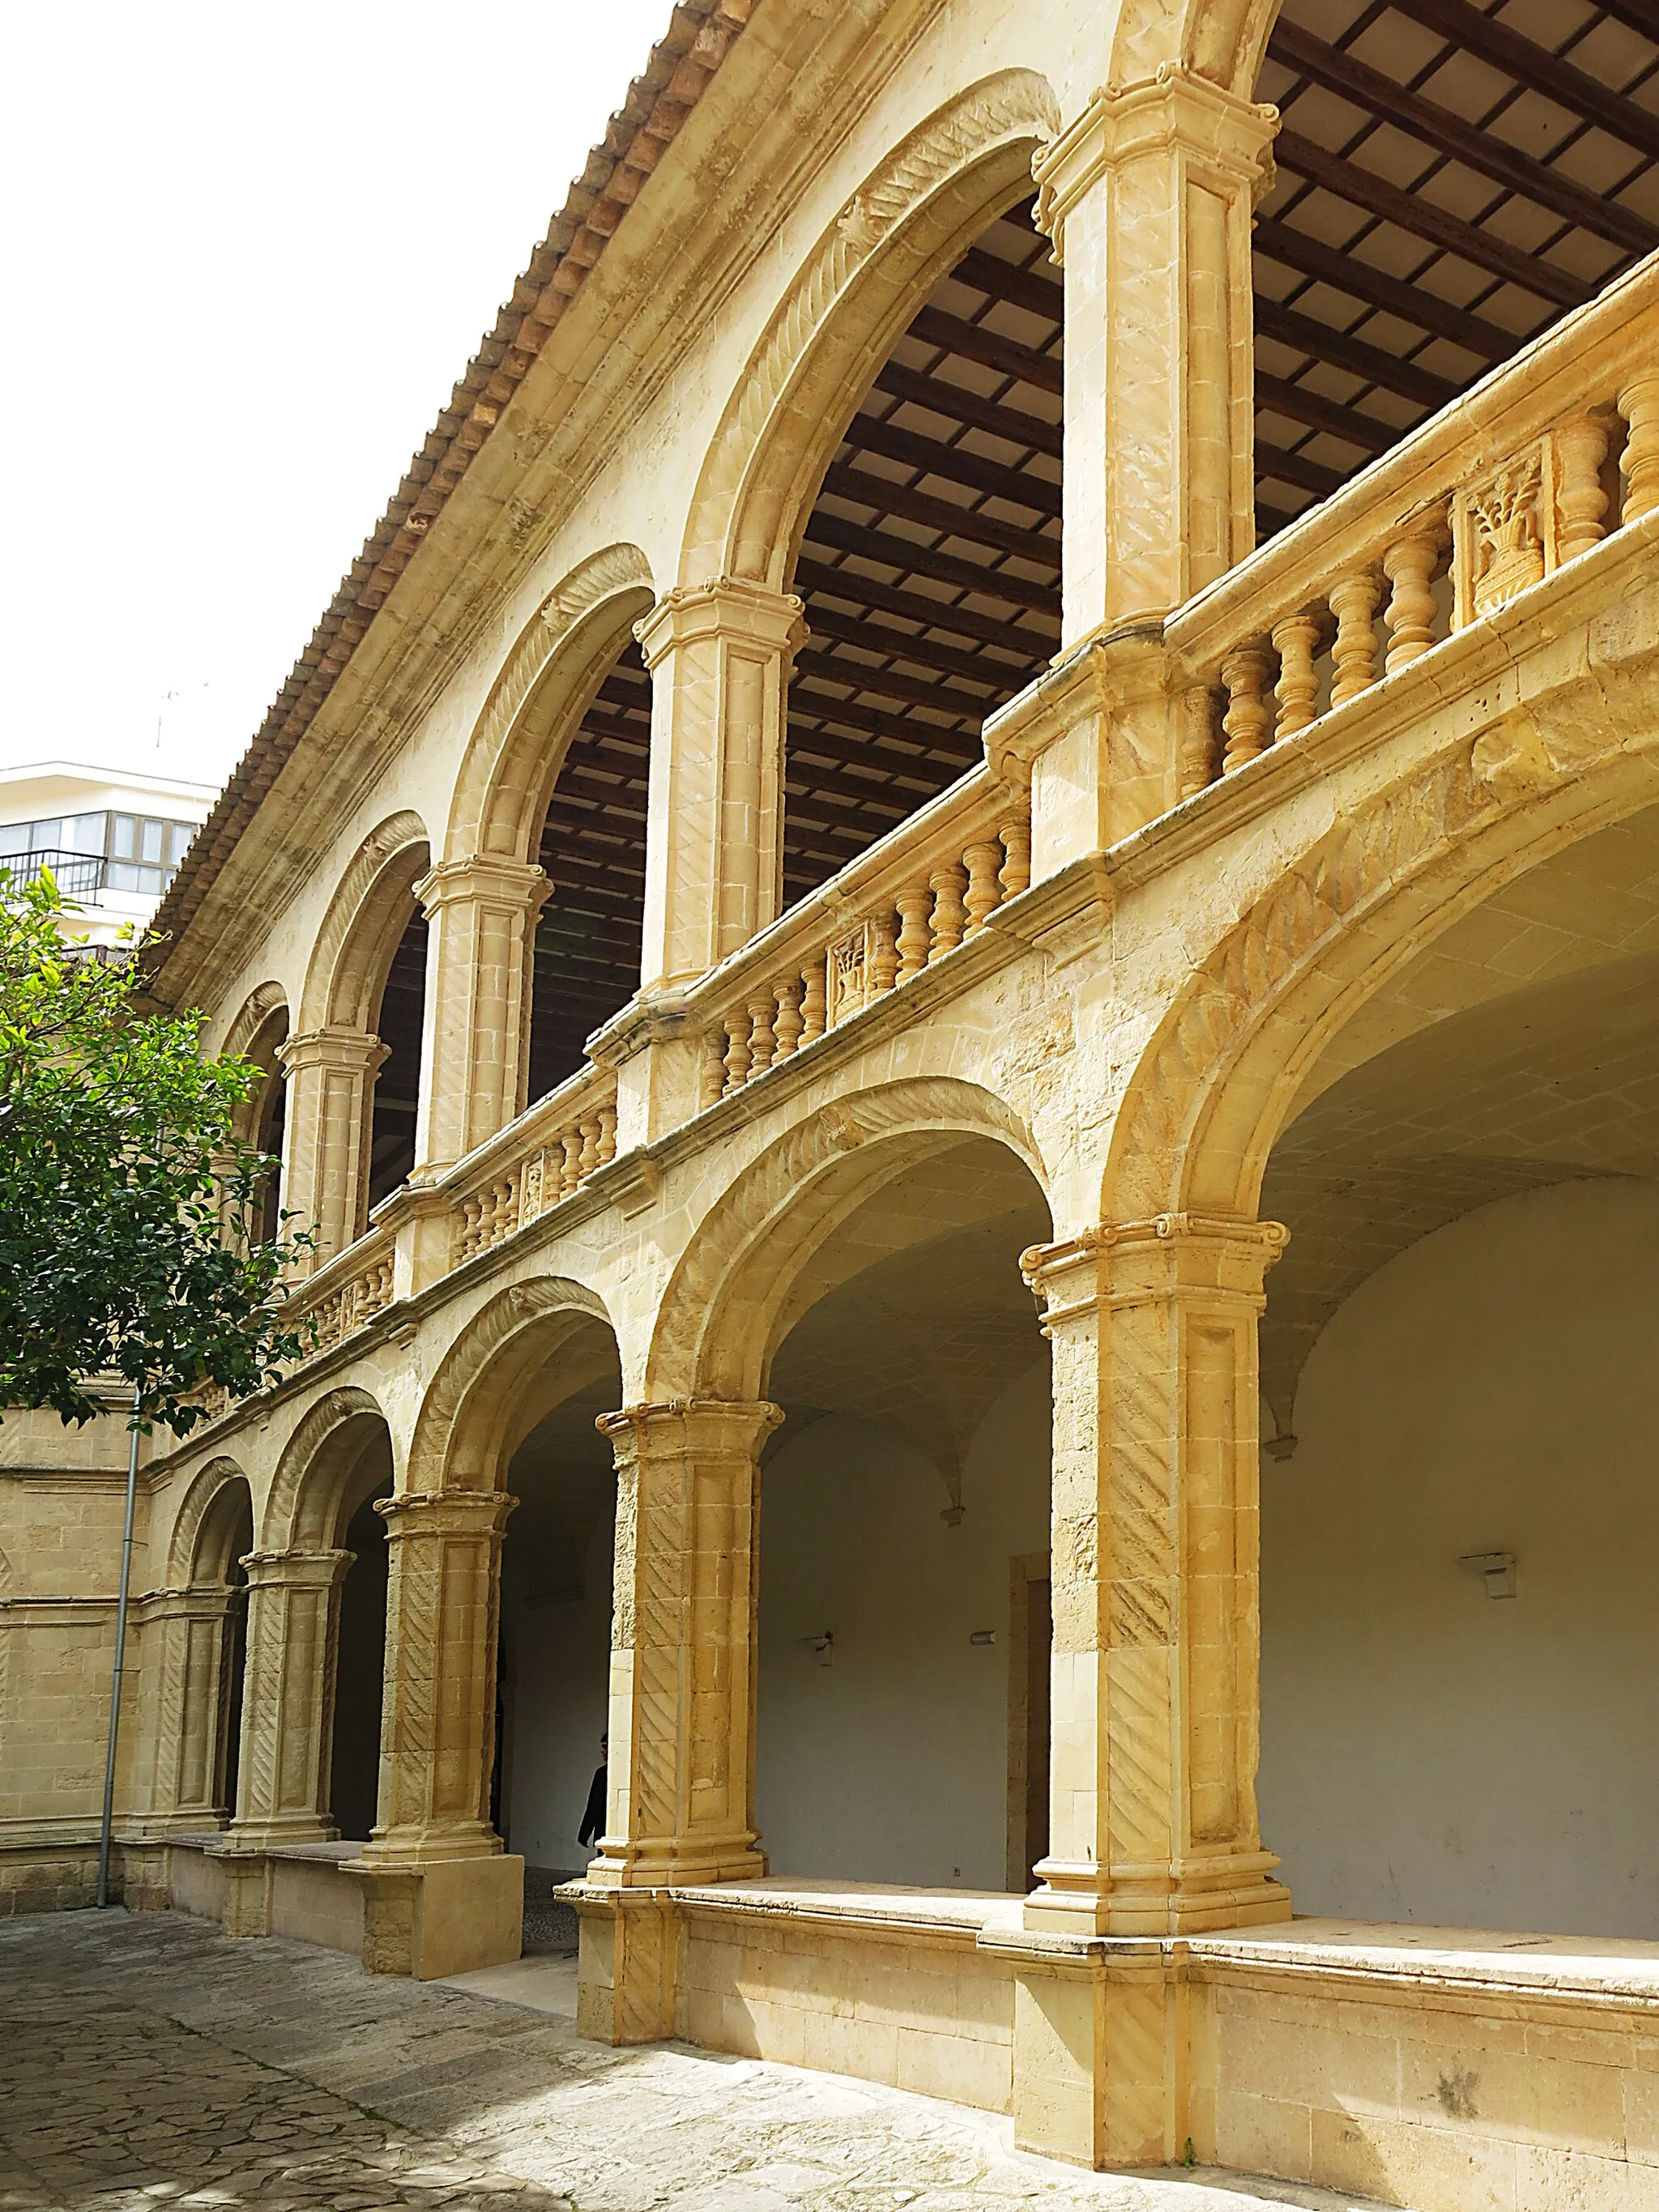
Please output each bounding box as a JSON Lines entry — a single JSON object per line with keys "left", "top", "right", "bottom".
{"left": 224, "top": 1815, "right": 339, "bottom": 1853}
{"left": 353, "top": 1819, "right": 501, "bottom": 1869}
{"left": 342, "top": 1852, "right": 524, "bottom": 1980}
{"left": 567, "top": 1885, "right": 679, "bottom": 2044}
{"left": 582, "top": 1832, "right": 767, "bottom": 1890}
{"left": 1026, "top": 1851, "right": 1292, "bottom": 1938}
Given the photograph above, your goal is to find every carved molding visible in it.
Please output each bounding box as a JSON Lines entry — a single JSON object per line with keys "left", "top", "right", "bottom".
{"left": 298, "top": 810, "right": 429, "bottom": 1033}
{"left": 260, "top": 1385, "right": 386, "bottom": 1553}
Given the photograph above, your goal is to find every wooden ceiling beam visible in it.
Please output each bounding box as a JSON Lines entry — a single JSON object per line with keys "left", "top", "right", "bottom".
{"left": 820, "top": 461, "right": 1060, "bottom": 565}
{"left": 787, "top": 717, "right": 974, "bottom": 786}
{"left": 795, "top": 554, "right": 1058, "bottom": 652}
{"left": 1253, "top": 215, "right": 1516, "bottom": 360}
{"left": 870, "top": 359, "right": 1063, "bottom": 458}
{"left": 842, "top": 411, "right": 1063, "bottom": 517}
{"left": 788, "top": 684, "right": 980, "bottom": 752}
{"left": 1269, "top": 20, "right": 1659, "bottom": 258}
{"left": 1254, "top": 437, "right": 1353, "bottom": 498}
{"left": 1597, "top": 0, "right": 1659, "bottom": 40}
{"left": 1274, "top": 130, "right": 1590, "bottom": 309}
{"left": 948, "top": 244, "right": 1065, "bottom": 322}
{"left": 1384, "top": 0, "right": 1659, "bottom": 162}
{"left": 905, "top": 306, "right": 1064, "bottom": 394}
{"left": 1256, "top": 299, "right": 1458, "bottom": 408}
{"left": 804, "top": 603, "right": 1033, "bottom": 693}
{"left": 1255, "top": 370, "right": 1398, "bottom": 454}
{"left": 794, "top": 646, "right": 992, "bottom": 724}
{"left": 801, "top": 509, "right": 1058, "bottom": 612}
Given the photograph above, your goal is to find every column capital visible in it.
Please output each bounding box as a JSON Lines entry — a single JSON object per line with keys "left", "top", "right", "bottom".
{"left": 373, "top": 1489, "right": 517, "bottom": 1541}
{"left": 276, "top": 1025, "right": 389, "bottom": 1079}
{"left": 1021, "top": 1213, "right": 1288, "bottom": 1323}
{"left": 238, "top": 1546, "right": 353, "bottom": 1592}
{"left": 412, "top": 854, "right": 552, "bottom": 917}
{"left": 596, "top": 1397, "right": 783, "bottom": 1455}
{"left": 1034, "top": 68, "right": 1278, "bottom": 263}
{"left": 633, "top": 578, "right": 807, "bottom": 667}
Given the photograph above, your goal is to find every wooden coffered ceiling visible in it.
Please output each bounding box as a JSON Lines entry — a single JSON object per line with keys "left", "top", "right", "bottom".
{"left": 413, "top": 0, "right": 1659, "bottom": 1109}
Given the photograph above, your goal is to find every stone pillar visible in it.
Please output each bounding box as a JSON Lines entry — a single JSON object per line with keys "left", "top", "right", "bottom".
{"left": 633, "top": 582, "right": 807, "bottom": 991}
{"left": 357, "top": 1490, "right": 514, "bottom": 1865}
{"left": 589, "top": 1399, "right": 782, "bottom": 1887}
{"left": 996, "top": 73, "right": 1276, "bottom": 880}
{"left": 412, "top": 855, "right": 552, "bottom": 1176}
{"left": 1021, "top": 1213, "right": 1292, "bottom": 1939}
{"left": 142, "top": 1584, "right": 244, "bottom": 1831}
{"left": 229, "top": 1548, "right": 352, "bottom": 1849}
{"left": 278, "top": 1027, "right": 388, "bottom": 1268}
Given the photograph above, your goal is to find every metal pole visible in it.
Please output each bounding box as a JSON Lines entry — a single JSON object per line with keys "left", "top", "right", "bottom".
{"left": 96, "top": 1381, "right": 143, "bottom": 1908}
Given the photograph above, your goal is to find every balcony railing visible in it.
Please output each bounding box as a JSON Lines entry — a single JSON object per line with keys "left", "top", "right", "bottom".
{"left": 449, "top": 1064, "right": 619, "bottom": 1268}
{"left": 1168, "top": 253, "right": 1659, "bottom": 780}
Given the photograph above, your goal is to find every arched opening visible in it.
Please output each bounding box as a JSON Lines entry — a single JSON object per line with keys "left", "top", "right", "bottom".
{"left": 366, "top": 908, "right": 427, "bottom": 1210}
{"left": 524, "top": 639, "right": 649, "bottom": 1098}
{"left": 184, "top": 1473, "right": 254, "bottom": 1825}
{"left": 749, "top": 1132, "right": 1053, "bottom": 1890}
{"left": 328, "top": 1455, "right": 392, "bottom": 1843}
{"left": 781, "top": 199, "right": 1061, "bottom": 900}
{"left": 245, "top": 1012, "right": 289, "bottom": 1244}
{"left": 1255, "top": 800, "right": 1659, "bottom": 1937}
{"left": 1251, "top": 3, "right": 1659, "bottom": 541}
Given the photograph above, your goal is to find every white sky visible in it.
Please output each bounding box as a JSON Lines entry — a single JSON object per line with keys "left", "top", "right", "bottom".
{"left": 2, "top": 0, "right": 675, "bottom": 796}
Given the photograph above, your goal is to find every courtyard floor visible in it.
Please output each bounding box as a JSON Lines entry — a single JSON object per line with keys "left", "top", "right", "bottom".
{"left": 0, "top": 1911, "right": 1393, "bottom": 2212}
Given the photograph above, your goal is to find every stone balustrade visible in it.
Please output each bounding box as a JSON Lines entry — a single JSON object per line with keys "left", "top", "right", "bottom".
{"left": 1169, "top": 254, "right": 1659, "bottom": 786}
{"left": 302, "top": 1234, "right": 395, "bottom": 1355}
{"left": 450, "top": 1069, "right": 618, "bottom": 1265}
{"left": 690, "top": 773, "right": 1030, "bottom": 1102}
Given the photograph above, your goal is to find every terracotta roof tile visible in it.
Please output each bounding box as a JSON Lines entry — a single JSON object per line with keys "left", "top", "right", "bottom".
{"left": 147, "top": 0, "right": 753, "bottom": 974}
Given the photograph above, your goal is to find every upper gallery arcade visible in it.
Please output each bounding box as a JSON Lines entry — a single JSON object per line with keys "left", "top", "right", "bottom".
{"left": 9, "top": 2, "right": 1659, "bottom": 2206}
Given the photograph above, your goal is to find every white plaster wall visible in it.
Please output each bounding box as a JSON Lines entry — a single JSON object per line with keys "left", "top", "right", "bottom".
{"left": 756, "top": 1366, "right": 1050, "bottom": 1891}
{"left": 1260, "top": 1178, "right": 1659, "bottom": 1940}
{"left": 500, "top": 1511, "right": 612, "bottom": 1873}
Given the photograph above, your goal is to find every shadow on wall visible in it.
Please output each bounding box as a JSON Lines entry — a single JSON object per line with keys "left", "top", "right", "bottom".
{"left": 1260, "top": 1177, "right": 1659, "bottom": 1941}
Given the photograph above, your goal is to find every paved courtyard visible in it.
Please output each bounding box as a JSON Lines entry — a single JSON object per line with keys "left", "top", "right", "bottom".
{"left": 0, "top": 1912, "right": 1392, "bottom": 2212}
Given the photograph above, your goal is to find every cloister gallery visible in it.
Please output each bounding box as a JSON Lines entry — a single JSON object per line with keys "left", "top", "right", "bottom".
{"left": 6, "top": 0, "right": 1659, "bottom": 2203}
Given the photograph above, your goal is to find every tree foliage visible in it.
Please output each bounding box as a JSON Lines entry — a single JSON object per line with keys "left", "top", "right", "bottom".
{"left": 0, "top": 869, "right": 311, "bottom": 1431}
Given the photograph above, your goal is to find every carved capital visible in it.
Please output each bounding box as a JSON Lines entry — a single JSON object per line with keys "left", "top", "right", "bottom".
{"left": 413, "top": 854, "right": 552, "bottom": 919}
{"left": 1022, "top": 1213, "right": 1289, "bottom": 1329}
{"left": 633, "top": 577, "right": 808, "bottom": 668}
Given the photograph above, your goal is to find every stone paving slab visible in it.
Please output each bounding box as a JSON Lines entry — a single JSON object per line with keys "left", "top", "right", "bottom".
{"left": 0, "top": 1912, "right": 1400, "bottom": 2212}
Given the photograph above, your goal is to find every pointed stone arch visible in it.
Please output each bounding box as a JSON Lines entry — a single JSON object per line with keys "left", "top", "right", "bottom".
{"left": 645, "top": 1076, "right": 1047, "bottom": 1402}
{"left": 679, "top": 70, "right": 1060, "bottom": 590}
{"left": 445, "top": 543, "right": 655, "bottom": 864}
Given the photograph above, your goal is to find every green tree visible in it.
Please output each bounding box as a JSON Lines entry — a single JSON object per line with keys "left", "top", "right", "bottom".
{"left": 0, "top": 867, "right": 311, "bottom": 1431}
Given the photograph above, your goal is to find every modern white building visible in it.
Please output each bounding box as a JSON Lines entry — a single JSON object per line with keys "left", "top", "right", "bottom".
{"left": 0, "top": 761, "right": 215, "bottom": 947}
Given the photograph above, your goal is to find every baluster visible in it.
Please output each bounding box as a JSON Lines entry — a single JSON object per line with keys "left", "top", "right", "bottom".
{"left": 1177, "top": 689, "right": 1218, "bottom": 800}
{"left": 867, "top": 910, "right": 899, "bottom": 996}
{"left": 1328, "top": 570, "right": 1380, "bottom": 708}
{"left": 1554, "top": 410, "right": 1611, "bottom": 564}
{"left": 772, "top": 975, "right": 804, "bottom": 1057}
{"left": 723, "top": 1008, "right": 753, "bottom": 1093}
{"left": 799, "top": 962, "right": 827, "bottom": 1046}
{"left": 1383, "top": 526, "right": 1441, "bottom": 673}
{"left": 1272, "top": 612, "right": 1321, "bottom": 742}
{"left": 998, "top": 813, "right": 1031, "bottom": 900}
{"left": 747, "top": 992, "right": 777, "bottom": 1074}
{"left": 895, "top": 885, "right": 932, "bottom": 982}
{"left": 1619, "top": 372, "right": 1659, "bottom": 524}
{"left": 962, "top": 841, "right": 1004, "bottom": 938}
{"left": 699, "top": 1029, "right": 727, "bottom": 1110}
{"left": 561, "top": 1127, "right": 584, "bottom": 1196}
{"left": 928, "top": 863, "right": 967, "bottom": 961}
{"left": 459, "top": 1196, "right": 482, "bottom": 1260}
{"left": 575, "top": 1117, "right": 599, "bottom": 1180}
{"left": 596, "top": 1102, "right": 617, "bottom": 1166}
{"left": 1220, "top": 643, "right": 1273, "bottom": 773}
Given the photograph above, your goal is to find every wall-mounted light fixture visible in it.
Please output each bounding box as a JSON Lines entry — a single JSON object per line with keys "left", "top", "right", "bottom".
{"left": 1459, "top": 1551, "right": 1516, "bottom": 1600}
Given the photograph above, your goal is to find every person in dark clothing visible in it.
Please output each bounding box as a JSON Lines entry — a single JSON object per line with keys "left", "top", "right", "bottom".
{"left": 577, "top": 1732, "right": 608, "bottom": 1852}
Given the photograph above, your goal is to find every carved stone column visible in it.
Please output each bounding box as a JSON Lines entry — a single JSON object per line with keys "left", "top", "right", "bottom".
{"left": 229, "top": 1548, "right": 352, "bottom": 1849}
{"left": 412, "top": 855, "right": 552, "bottom": 1176}
{"left": 589, "top": 1399, "right": 782, "bottom": 1887}
{"left": 140, "top": 1584, "right": 245, "bottom": 1831}
{"left": 633, "top": 582, "right": 807, "bottom": 991}
{"left": 277, "top": 1028, "right": 388, "bottom": 1268}
{"left": 356, "top": 1490, "right": 514, "bottom": 1865}
{"left": 1021, "top": 1213, "right": 1292, "bottom": 1937}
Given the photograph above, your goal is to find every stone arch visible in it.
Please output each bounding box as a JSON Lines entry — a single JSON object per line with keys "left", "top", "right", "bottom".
{"left": 297, "top": 811, "right": 429, "bottom": 1034}
{"left": 261, "top": 1386, "right": 394, "bottom": 1553}
{"left": 1109, "top": 0, "right": 1280, "bottom": 96}
{"left": 445, "top": 544, "right": 655, "bottom": 864}
{"left": 221, "top": 982, "right": 290, "bottom": 1165}
{"left": 222, "top": 980, "right": 288, "bottom": 1064}
{"left": 1104, "top": 708, "right": 1659, "bottom": 1230}
{"left": 679, "top": 70, "right": 1060, "bottom": 589}
{"left": 646, "top": 1076, "right": 1048, "bottom": 1402}
{"left": 164, "top": 1456, "right": 254, "bottom": 1587}
{"left": 404, "top": 1278, "right": 619, "bottom": 1497}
